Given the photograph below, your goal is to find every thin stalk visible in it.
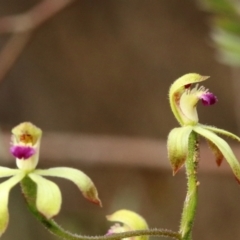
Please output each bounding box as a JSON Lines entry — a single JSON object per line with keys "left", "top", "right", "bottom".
{"left": 179, "top": 132, "right": 199, "bottom": 240}
{"left": 20, "top": 176, "right": 181, "bottom": 240}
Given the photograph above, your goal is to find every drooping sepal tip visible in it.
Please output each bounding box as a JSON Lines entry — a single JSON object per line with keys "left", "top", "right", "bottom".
{"left": 33, "top": 167, "right": 102, "bottom": 208}
{"left": 83, "top": 186, "right": 102, "bottom": 207}
{"left": 172, "top": 165, "right": 182, "bottom": 176}
{"left": 167, "top": 126, "right": 193, "bottom": 175}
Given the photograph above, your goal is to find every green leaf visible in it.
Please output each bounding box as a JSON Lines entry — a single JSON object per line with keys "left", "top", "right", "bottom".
{"left": 198, "top": 0, "right": 237, "bottom": 15}
{"left": 214, "top": 17, "right": 240, "bottom": 35}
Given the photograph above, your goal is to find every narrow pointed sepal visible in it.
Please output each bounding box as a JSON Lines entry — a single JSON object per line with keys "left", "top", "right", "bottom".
{"left": 167, "top": 126, "right": 193, "bottom": 175}
{"left": 28, "top": 173, "right": 62, "bottom": 218}
{"left": 106, "top": 209, "right": 148, "bottom": 240}
{"left": 0, "top": 167, "right": 22, "bottom": 178}
{"left": 194, "top": 126, "right": 240, "bottom": 182}
{"left": 34, "top": 167, "right": 102, "bottom": 206}
{"left": 0, "top": 173, "right": 25, "bottom": 236}
{"left": 202, "top": 125, "right": 240, "bottom": 142}
{"left": 206, "top": 139, "right": 224, "bottom": 166}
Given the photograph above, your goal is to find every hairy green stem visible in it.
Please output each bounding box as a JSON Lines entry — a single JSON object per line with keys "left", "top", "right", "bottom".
{"left": 179, "top": 132, "right": 199, "bottom": 240}
{"left": 20, "top": 177, "right": 181, "bottom": 240}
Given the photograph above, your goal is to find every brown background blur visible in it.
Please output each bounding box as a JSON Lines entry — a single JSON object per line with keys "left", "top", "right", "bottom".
{"left": 0, "top": 1, "right": 239, "bottom": 240}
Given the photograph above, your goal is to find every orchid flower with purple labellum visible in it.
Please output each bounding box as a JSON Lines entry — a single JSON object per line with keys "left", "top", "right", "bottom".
{"left": 0, "top": 122, "right": 101, "bottom": 237}
{"left": 167, "top": 73, "right": 240, "bottom": 178}
{"left": 106, "top": 209, "right": 149, "bottom": 240}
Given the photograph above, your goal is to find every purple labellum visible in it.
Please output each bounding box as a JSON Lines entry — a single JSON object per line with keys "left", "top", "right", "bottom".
{"left": 10, "top": 145, "right": 36, "bottom": 159}
{"left": 200, "top": 92, "right": 218, "bottom": 106}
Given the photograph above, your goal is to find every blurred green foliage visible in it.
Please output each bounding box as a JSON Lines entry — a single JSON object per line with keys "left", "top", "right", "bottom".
{"left": 198, "top": 0, "right": 240, "bottom": 66}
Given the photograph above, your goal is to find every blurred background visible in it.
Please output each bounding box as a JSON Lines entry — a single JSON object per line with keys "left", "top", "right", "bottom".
{"left": 0, "top": 0, "right": 240, "bottom": 239}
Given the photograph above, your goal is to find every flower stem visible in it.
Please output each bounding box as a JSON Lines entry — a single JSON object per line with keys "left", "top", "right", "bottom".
{"left": 20, "top": 176, "right": 181, "bottom": 240}
{"left": 179, "top": 132, "right": 199, "bottom": 240}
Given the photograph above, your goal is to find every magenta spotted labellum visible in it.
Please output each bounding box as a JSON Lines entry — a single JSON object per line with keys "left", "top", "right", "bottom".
{"left": 10, "top": 146, "right": 36, "bottom": 160}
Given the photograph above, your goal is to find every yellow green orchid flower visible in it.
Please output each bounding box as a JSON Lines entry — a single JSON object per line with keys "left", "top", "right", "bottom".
{"left": 106, "top": 209, "right": 149, "bottom": 240}
{"left": 168, "top": 73, "right": 240, "bottom": 178}
{"left": 0, "top": 122, "right": 101, "bottom": 236}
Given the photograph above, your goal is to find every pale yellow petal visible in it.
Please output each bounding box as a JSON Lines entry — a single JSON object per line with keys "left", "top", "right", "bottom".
{"left": 194, "top": 126, "right": 240, "bottom": 181}
{"left": 167, "top": 126, "right": 193, "bottom": 175}
{"left": 34, "top": 167, "right": 101, "bottom": 206}
{"left": 28, "top": 173, "right": 61, "bottom": 219}
{"left": 0, "top": 167, "right": 21, "bottom": 178}
{"left": 107, "top": 209, "right": 148, "bottom": 240}
{"left": 0, "top": 173, "right": 25, "bottom": 237}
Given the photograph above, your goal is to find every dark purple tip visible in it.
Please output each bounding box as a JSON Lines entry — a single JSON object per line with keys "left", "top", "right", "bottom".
{"left": 184, "top": 84, "right": 191, "bottom": 89}
{"left": 10, "top": 146, "right": 36, "bottom": 159}
{"left": 200, "top": 92, "right": 218, "bottom": 106}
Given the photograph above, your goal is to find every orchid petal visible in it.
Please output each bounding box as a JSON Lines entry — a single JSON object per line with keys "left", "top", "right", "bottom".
{"left": 167, "top": 126, "right": 193, "bottom": 175}
{"left": 0, "top": 173, "right": 25, "bottom": 236}
{"left": 169, "top": 73, "right": 209, "bottom": 125}
{"left": 206, "top": 139, "right": 224, "bottom": 166}
{"left": 201, "top": 124, "right": 240, "bottom": 142}
{"left": 0, "top": 167, "right": 21, "bottom": 178}
{"left": 34, "top": 167, "right": 102, "bottom": 206}
{"left": 106, "top": 209, "right": 148, "bottom": 240}
{"left": 28, "top": 173, "right": 61, "bottom": 219}
{"left": 194, "top": 126, "right": 240, "bottom": 181}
